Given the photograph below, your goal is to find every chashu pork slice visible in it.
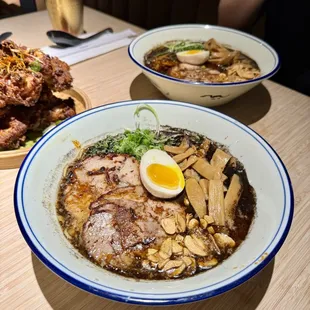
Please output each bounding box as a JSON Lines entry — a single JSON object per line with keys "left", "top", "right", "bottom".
{"left": 82, "top": 186, "right": 185, "bottom": 272}
{"left": 60, "top": 154, "right": 142, "bottom": 234}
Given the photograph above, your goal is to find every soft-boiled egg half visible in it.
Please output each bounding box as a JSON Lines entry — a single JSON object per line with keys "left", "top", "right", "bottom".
{"left": 176, "top": 49, "right": 210, "bottom": 65}
{"left": 140, "top": 149, "right": 185, "bottom": 199}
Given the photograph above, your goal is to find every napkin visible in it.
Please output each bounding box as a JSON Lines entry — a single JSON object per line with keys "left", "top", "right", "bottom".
{"left": 41, "top": 29, "right": 137, "bottom": 65}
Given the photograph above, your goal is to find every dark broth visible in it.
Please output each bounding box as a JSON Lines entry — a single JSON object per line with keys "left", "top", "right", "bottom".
{"left": 144, "top": 39, "right": 260, "bottom": 83}
{"left": 57, "top": 126, "right": 256, "bottom": 280}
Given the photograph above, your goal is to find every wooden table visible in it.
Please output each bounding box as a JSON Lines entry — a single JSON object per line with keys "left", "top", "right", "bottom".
{"left": 1, "top": 7, "right": 309, "bottom": 310}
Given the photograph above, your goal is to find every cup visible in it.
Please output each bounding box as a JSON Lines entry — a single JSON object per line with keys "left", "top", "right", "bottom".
{"left": 45, "top": 0, "right": 84, "bottom": 35}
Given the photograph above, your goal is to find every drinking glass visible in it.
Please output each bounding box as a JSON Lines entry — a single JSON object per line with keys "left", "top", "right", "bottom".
{"left": 45, "top": 0, "right": 84, "bottom": 35}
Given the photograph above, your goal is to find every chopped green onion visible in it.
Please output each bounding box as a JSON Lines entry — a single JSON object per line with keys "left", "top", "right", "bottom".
{"left": 84, "top": 128, "right": 167, "bottom": 160}
{"left": 29, "top": 61, "right": 41, "bottom": 72}
{"left": 164, "top": 41, "right": 205, "bottom": 53}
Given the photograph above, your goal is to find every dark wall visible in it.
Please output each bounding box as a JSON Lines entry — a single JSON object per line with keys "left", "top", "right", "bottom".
{"left": 83, "top": 0, "right": 220, "bottom": 29}
{"left": 0, "top": 1, "right": 24, "bottom": 19}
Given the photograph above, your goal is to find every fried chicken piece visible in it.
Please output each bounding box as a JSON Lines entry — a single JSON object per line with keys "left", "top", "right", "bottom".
{"left": 0, "top": 117, "right": 27, "bottom": 150}
{"left": 45, "top": 100, "right": 76, "bottom": 123}
{"left": 31, "top": 49, "right": 73, "bottom": 91}
{"left": 0, "top": 40, "right": 18, "bottom": 55}
{"left": 0, "top": 40, "right": 73, "bottom": 108}
{"left": 0, "top": 106, "right": 10, "bottom": 118}
{"left": 0, "top": 92, "right": 76, "bottom": 150}
{"left": 26, "top": 92, "right": 75, "bottom": 130}
{"left": 0, "top": 40, "right": 75, "bottom": 150}
{"left": 0, "top": 70, "right": 43, "bottom": 108}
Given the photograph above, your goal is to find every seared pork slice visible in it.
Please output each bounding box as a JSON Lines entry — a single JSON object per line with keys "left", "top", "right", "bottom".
{"left": 82, "top": 186, "right": 185, "bottom": 271}
{"left": 61, "top": 154, "right": 141, "bottom": 234}
{"left": 91, "top": 185, "right": 147, "bottom": 210}
{"left": 83, "top": 201, "right": 152, "bottom": 270}
{"left": 74, "top": 154, "right": 141, "bottom": 192}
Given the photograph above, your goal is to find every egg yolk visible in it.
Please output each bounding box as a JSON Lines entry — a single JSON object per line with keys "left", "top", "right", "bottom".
{"left": 147, "top": 163, "right": 180, "bottom": 189}
{"left": 185, "top": 50, "right": 201, "bottom": 55}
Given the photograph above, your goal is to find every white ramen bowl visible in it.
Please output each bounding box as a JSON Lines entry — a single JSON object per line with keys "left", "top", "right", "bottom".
{"left": 14, "top": 100, "right": 293, "bottom": 305}
{"left": 128, "top": 25, "right": 280, "bottom": 107}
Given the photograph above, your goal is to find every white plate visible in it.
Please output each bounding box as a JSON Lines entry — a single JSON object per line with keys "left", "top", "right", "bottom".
{"left": 14, "top": 100, "right": 293, "bottom": 305}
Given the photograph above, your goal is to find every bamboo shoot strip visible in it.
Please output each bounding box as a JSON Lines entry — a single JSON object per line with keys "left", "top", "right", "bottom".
{"left": 173, "top": 147, "right": 195, "bottom": 163}
{"left": 178, "top": 159, "right": 188, "bottom": 171}
{"left": 164, "top": 145, "right": 189, "bottom": 154}
{"left": 185, "top": 178, "right": 207, "bottom": 219}
{"left": 184, "top": 169, "right": 200, "bottom": 182}
{"left": 200, "top": 139, "right": 211, "bottom": 152}
{"left": 209, "top": 179, "right": 225, "bottom": 226}
{"left": 180, "top": 138, "right": 190, "bottom": 148}
{"left": 180, "top": 155, "right": 198, "bottom": 171}
{"left": 224, "top": 174, "right": 243, "bottom": 228}
{"left": 199, "top": 179, "right": 209, "bottom": 200}
{"left": 193, "top": 158, "right": 227, "bottom": 181}
{"left": 211, "top": 149, "right": 232, "bottom": 172}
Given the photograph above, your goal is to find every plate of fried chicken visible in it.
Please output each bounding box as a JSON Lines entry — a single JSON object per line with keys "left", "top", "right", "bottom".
{"left": 0, "top": 40, "right": 91, "bottom": 168}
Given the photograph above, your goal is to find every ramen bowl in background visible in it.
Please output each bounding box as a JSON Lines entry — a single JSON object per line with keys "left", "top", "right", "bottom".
{"left": 128, "top": 25, "right": 280, "bottom": 107}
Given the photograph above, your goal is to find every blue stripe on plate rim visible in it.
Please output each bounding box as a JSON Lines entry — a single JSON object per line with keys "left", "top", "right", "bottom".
{"left": 14, "top": 100, "right": 293, "bottom": 305}
{"left": 128, "top": 24, "right": 281, "bottom": 87}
